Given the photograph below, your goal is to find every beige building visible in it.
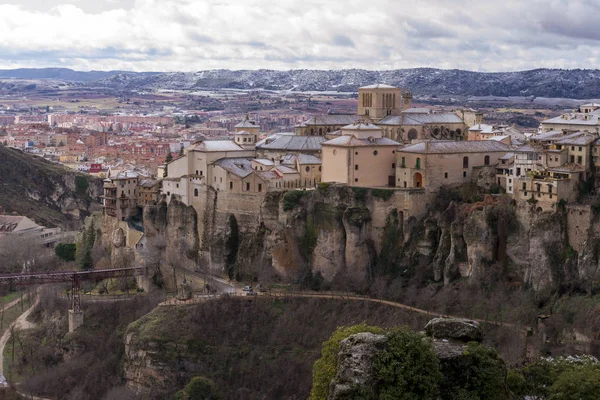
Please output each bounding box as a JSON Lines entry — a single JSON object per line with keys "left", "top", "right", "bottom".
{"left": 321, "top": 123, "right": 400, "bottom": 187}
{"left": 396, "top": 140, "right": 511, "bottom": 190}
{"left": 357, "top": 84, "right": 409, "bottom": 119}
{"left": 540, "top": 104, "right": 600, "bottom": 133}
{"left": 103, "top": 171, "right": 140, "bottom": 221}
{"left": 378, "top": 110, "right": 468, "bottom": 142}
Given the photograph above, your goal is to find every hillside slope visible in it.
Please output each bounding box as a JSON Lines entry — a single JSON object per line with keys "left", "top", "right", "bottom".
{"left": 0, "top": 145, "right": 103, "bottom": 228}
{"left": 93, "top": 68, "right": 600, "bottom": 98}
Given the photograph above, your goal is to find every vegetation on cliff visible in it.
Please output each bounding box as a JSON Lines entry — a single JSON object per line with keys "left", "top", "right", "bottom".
{"left": 124, "top": 297, "right": 431, "bottom": 399}
{"left": 0, "top": 145, "right": 102, "bottom": 228}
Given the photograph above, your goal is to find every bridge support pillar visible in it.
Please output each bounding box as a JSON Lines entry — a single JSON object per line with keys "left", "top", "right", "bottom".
{"left": 68, "top": 309, "right": 84, "bottom": 333}
{"left": 136, "top": 274, "right": 151, "bottom": 293}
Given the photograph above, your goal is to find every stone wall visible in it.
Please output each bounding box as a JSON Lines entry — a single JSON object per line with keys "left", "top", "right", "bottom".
{"left": 566, "top": 204, "right": 592, "bottom": 252}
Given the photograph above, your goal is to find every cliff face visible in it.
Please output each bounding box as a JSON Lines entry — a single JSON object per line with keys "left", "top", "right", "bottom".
{"left": 137, "top": 184, "right": 600, "bottom": 292}
{"left": 0, "top": 145, "right": 103, "bottom": 229}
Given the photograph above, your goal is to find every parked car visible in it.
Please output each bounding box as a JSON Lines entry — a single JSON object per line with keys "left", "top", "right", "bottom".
{"left": 243, "top": 286, "right": 253, "bottom": 292}
{"left": 246, "top": 290, "right": 258, "bottom": 296}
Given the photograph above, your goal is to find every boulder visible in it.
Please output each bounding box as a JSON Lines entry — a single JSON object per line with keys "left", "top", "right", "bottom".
{"left": 327, "top": 332, "right": 387, "bottom": 400}
{"left": 424, "top": 318, "right": 482, "bottom": 342}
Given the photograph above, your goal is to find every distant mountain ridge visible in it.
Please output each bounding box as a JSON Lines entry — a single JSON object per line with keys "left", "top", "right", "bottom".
{"left": 2, "top": 67, "right": 600, "bottom": 98}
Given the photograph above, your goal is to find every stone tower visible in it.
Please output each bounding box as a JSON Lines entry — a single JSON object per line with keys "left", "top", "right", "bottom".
{"left": 357, "top": 84, "right": 403, "bottom": 121}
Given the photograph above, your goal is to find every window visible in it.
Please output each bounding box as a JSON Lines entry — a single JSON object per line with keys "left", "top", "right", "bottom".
{"left": 194, "top": 188, "right": 198, "bottom": 197}
{"left": 517, "top": 167, "right": 522, "bottom": 176}
{"left": 463, "top": 171, "right": 467, "bottom": 177}
{"left": 355, "top": 152, "right": 358, "bottom": 155}
{"left": 195, "top": 170, "right": 198, "bottom": 175}
{"left": 167, "top": 191, "right": 170, "bottom": 196}
{"left": 318, "top": 166, "right": 322, "bottom": 172}
{"left": 484, "top": 155, "right": 490, "bottom": 166}
{"left": 522, "top": 182, "right": 526, "bottom": 190}
{"left": 229, "top": 181, "right": 233, "bottom": 190}
{"left": 220, "top": 178, "right": 222, "bottom": 183}
{"left": 373, "top": 150, "right": 378, "bottom": 156}
{"left": 354, "top": 178, "right": 358, "bottom": 182}
{"left": 579, "top": 147, "right": 582, "bottom": 151}
{"left": 305, "top": 166, "right": 310, "bottom": 172}
{"left": 524, "top": 191, "right": 528, "bottom": 197}
{"left": 401, "top": 157, "right": 406, "bottom": 167}
{"left": 258, "top": 183, "right": 262, "bottom": 192}
{"left": 548, "top": 185, "right": 552, "bottom": 194}
{"left": 444, "top": 172, "right": 448, "bottom": 179}
{"left": 578, "top": 156, "right": 582, "bottom": 164}
{"left": 463, "top": 156, "right": 469, "bottom": 168}
{"left": 355, "top": 165, "right": 359, "bottom": 170}
{"left": 403, "top": 181, "right": 407, "bottom": 188}
{"left": 200, "top": 170, "right": 203, "bottom": 176}
{"left": 570, "top": 155, "right": 575, "bottom": 163}
{"left": 571, "top": 146, "right": 575, "bottom": 151}
{"left": 392, "top": 163, "right": 395, "bottom": 169}
{"left": 246, "top": 182, "right": 250, "bottom": 191}
{"left": 536, "top": 184, "right": 541, "bottom": 192}
{"left": 416, "top": 158, "right": 421, "bottom": 169}
{"left": 175, "top": 184, "right": 178, "bottom": 189}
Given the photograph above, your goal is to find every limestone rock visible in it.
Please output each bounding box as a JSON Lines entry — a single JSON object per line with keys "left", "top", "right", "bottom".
{"left": 328, "top": 332, "right": 387, "bottom": 400}
{"left": 112, "top": 227, "right": 126, "bottom": 248}
{"left": 424, "top": 318, "right": 483, "bottom": 342}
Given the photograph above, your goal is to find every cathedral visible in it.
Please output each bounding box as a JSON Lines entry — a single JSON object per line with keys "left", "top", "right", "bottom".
{"left": 295, "top": 83, "right": 480, "bottom": 143}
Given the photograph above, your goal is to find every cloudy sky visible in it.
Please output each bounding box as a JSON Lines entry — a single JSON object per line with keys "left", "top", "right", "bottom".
{"left": 0, "top": 0, "right": 599, "bottom": 72}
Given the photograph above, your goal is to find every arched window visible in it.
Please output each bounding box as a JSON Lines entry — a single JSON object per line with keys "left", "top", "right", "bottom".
{"left": 305, "top": 166, "right": 310, "bottom": 172}
{"left": 463, "top": 156, "right": 469, "bottom": 168}
{"left": 484, "top": 155, "right": 490, "bottom": 166}
{"left": 373, "top": 150, "right": 378, "bottom": 156}
{"left": 194, "top": 188, "right": 198, "bottom": 197}
{"left": 407, "top": 129, "right": 418, "bottom": 140}
{"left": 416, "top": 157, "right": 421, "bottom": 169}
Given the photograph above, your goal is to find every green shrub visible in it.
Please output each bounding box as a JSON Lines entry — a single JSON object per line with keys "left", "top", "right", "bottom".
{"left": 372, "top": 327, "right": 442, "bottom": 400}
{"left": 174, "top": 376, "right": 222, "bottom": 400}
{"left": 549, "top": 364, "right": 600, "bottom": 400}
{"left": 282, "top": 190, "right": 305, "bottom": 211}
{"left": 75, "top": 175, "right": 89, "bottom": 195}
{"left": 55, "top": 243, "right": 76, "bottom": 261}
{"left": 309, "top": 323, "right": 383, "bottom": 400}
{"left": 372, "top": 189, "right": 393, "bottom": 201}
{"left": 317, "top": 182, "right": 330, "bottom": 192}
{"left": 351, "top": 187, "right": 368, "bottom": 202}
{"left": 438, "top": 342, "right": 507, "bottom": 400}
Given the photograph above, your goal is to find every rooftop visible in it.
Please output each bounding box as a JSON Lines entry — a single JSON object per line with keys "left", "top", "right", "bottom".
{"left": 322, "top": 136, "right": 400, "bottom": 147}
{"left": 192, "top": 140, "right": 246, "bottom": 152}
{"left": 214, "top": 158, "right": 253, "bottom": 178}
{"left": 398, "top": 140, "right": 511, "bottom": 154}
{"left": 256, "top": 133, "right": 326, "bottom": 151}
{"left": 359, "top": 83, "right": 397, "bottom": 89}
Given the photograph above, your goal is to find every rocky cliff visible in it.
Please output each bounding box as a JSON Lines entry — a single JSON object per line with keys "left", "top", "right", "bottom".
{"left": 0, "top": 145, "right": 103, "bottom": 229}
{"left": 134, "top": 181, "right": 600, "bottom": 294}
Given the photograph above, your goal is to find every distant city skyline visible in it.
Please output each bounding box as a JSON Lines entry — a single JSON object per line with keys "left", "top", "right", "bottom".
{"left": 0, "top": 0, "right": 598, "bottom": 72}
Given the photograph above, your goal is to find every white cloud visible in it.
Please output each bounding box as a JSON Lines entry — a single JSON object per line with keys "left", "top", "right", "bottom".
{"left": 0, "top": 0, "right": 598, "bottom": 72}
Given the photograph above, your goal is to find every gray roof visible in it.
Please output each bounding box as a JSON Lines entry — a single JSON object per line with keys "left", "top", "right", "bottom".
{"left": 359, "top": 83, "right": 397, "bottom": 89}
{"left": 214, "top": 158, "right": 253, "bottom": 178}
{"left": 254, "top": 158, "right": 275, "bottom": 166}
{"left": 138, "top": 179, "right": 161, "bottom": 188}
{"left": 256, "top": 133, "right": 325, "bottom": 151}
{"left": 341, "top": 122, "right": 382, "bottom": 131}
{"left": 379, "top": 112, "right": 464, "bottom": 126}
{"left": 322, "top": 136, "right": 400, "bottom": 147}
{"left": 542, "top": 114, "right": 600, "bottom": 126}
{"left": 304, "top": 115, "right": 358, "bottom": 126}
{"left": 275, "top": 165, "right": 299, "bottom": 174}
{"left": 398, "top": 140, "right": 511, "bottom": 154}
{"left": 555, "top": 134, "right": 596, "bottom": 146}
{"left": 530, "top": 131, "right": 564, "bottom": 141}
{"left": 193, "top": 140, "right": 245, "bottom": 152}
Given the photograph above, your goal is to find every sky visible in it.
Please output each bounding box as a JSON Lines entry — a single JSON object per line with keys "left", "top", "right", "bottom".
{"left": 0, "top": 0, "right": 599, "bottom": 72}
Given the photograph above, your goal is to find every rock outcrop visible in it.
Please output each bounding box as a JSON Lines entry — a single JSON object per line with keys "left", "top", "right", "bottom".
{"left": 424, "top": 318, "right": 483, "bottom": 342}
{"left": 327, "top": 332, "right": 388, "bottom": 400}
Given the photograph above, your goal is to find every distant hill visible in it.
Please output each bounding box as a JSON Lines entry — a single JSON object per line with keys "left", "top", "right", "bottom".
{"left": 0, "top": 145, "right": 103, "bottom": 229}
{"left": 3, "top": 67, "right": 600, "bottom": 98}
{"left": 91, "top": 68, "right": 600, "bottom": 98}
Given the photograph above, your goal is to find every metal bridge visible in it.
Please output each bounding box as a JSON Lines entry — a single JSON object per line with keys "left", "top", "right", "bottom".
{"left": 0, "top": 267, "right": 147, "bottom": 313}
